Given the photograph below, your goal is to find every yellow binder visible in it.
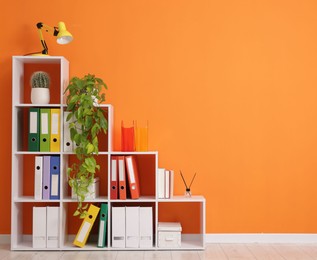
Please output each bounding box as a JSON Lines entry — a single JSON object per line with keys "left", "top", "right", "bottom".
{"left": 73, "top": 204, "right": 100, "bottom": 247}
{"left": 50, "top": 108, "right": 60, "bottom": 152}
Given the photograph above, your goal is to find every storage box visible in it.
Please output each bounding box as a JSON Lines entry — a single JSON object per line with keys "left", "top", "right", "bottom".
{"left": 71, "top": 177, "right": 99, "bottom": 199}
{"left": 158, "top": 222, "right": 182, "bottom": 248}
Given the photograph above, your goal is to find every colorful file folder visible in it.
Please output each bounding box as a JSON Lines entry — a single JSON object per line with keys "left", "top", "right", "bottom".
{"left": 118, "top": 156, "right": 127, "bottom": 200}
{"left": 34, "top": 156, "right": 43, "bottom": 200}
{"left": 73, "top": 204, "right": 100, "bottom": 248}
{"left": 125, "top": 156, "right": 141, "bottom": 199}
{"left": 110, "top": 156, "right": 118, "bottom": 199}
{"left": 28, "top": 108, "right": 40, "bottom": 151}
{"left": 63, "top": 111, "right": 73, "bottom": 152}
{"left": 97, "top": 203, "right": 108, "bottom": 248}
{"left": 50, "top": 156, "right": 60, "bottom": 200}
{"left": 50, "top": 108, "right": 60, "bottom": 152}
{"left": 40, "top": 108, "right": 50, "bottom": 152}
{"left": 42, "top": 156, "right": 51, "bottom": 200}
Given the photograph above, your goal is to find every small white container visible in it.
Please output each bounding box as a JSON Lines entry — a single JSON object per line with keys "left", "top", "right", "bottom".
{"left": 71, "top": 177, "right": 99, "bottom": 200}
{"left": 158, "top": 222, "right": 182, "bottom": 248}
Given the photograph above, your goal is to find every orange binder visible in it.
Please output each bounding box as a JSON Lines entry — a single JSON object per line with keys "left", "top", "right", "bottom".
{"left": 125, "top": 155, "right": 140, "bottom": 199}
{"left": 110, "top": 156, "right": 118, "bottom": 199}
{"left": 118, "top": 156, "right": 127, "bottom": 200}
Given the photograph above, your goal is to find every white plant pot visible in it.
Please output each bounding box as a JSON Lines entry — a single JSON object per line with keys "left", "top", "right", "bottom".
{"left": 31, "top": 88, "right": 50, "bottom": 104}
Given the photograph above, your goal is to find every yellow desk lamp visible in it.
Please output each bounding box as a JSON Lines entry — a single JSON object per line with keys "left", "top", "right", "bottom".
{"left": 36, "top": 21, "right": 73, "bottom": 55}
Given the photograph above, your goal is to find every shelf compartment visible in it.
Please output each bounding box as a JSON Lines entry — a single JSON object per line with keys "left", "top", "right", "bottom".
{"left": 62, "top": 202, "right": 110, "bottom": 249}
{"left": 12, "top": 56, "right": 68, "bottom": 106}
{"left": 110, "top": 202, "right": 156, "bottom": 249}
{"left": 158, "top": 201, "right": 205, "bottom": 250}
{"left": 11, "top": 202, "right": 60, "bottom": 250}
{"left": 63, "top": 154, "right": 109, "bottom": 200}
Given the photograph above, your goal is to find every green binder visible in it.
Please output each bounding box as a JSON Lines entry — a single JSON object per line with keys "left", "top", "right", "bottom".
{"left": 40, "top": 108, "right": 51, "bottom": 152}
{"left": 97, "top": 203, "right": 108, "bottom": 247}
{"left": 28, "top": 108, "right": 40, "bottom": 151}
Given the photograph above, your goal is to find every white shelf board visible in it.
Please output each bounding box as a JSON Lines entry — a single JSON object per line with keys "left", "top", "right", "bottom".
{"left": 110, "top": 196, "right": 156, "bottom": 202}
{"left": 62, "top": 196, "right": 109, "bottom": 203}
{"left": 13, "top": 196, "right": 61, "bottom": 203}
{"left": 159, "top": 195, "right": 205, "bottom": 202}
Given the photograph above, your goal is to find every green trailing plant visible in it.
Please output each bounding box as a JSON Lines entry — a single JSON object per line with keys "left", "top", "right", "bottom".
{"left": 64, "top": 74, "right": 108, "bottom": 218}
{"left": 31, "top": 71, "right": 50, "bottom": 88}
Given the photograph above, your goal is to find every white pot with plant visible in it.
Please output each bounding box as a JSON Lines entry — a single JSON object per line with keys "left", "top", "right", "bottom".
{"left": 64, "top": 74, "right": 108, "bottom": 218}
{"left": 30, "top": 71, "right": 50, "bottom": 104}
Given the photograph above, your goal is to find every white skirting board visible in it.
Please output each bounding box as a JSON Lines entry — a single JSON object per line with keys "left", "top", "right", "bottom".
{"left": 206, "top": 234, "right": 317, "bottom": 243}
{"left": 2, "top": 234, "right": 317, "bottom": 245}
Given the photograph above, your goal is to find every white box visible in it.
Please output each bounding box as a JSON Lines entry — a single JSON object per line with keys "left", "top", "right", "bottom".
{"left": 33, "top": 207, "right": 47, "bottom": 248}
{"left": 46, "top": 206, "right": 59, "bottom": 248}
{"left": 71, "top": 178, "right": 99, "bottom": 199}
{"left": 112, "top": 207, "right": 126, "bottom": 248}
{"left": 139, "top": 207, "right": 153, "bottom": 248}
{"left": 158, "top": 222, "right": 182, "bottom": 248}
{"left": 126, "top": 207, "right": 139, "bottom": 248}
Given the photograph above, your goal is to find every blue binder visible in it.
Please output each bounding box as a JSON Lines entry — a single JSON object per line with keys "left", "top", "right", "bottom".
{"left": 50, "top": 156, "right": 60, "bottom": 200}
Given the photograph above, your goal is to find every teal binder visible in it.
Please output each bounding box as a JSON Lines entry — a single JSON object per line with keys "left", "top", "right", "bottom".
{"left": 28, "top": 108, "right": 40, "bottom": 151}
{"left": 40, "top": 108, "right": 51, "bottom": 152}
{"left": 97, "top": 203, "right": 108, "bottom": 247}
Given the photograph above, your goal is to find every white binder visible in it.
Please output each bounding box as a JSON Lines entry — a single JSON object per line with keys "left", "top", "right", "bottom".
{"left": 33, "top": 207, "right": 46, "bottom": 248}
{"left": 46, "top": 206, "right": 59, "bottom": 248}
{"left": 112, "top": 207, "right": 125, "bottom": 248}
{"left": 139, "top": 207, "right": 153, "bottom": 248}
{"left": 34, "top": 156, "right": 43, "bottom": 200}
{"left": 165, "top": 170, "right": 170, "bottom": 198}
{"left": 63, "top": 111, "right": 73, "bottom": 152}
{"left": 157, "top": 168, "right": 165, "bottom": 199}
{"left": 126, "top": 207, "right": 139, "bottom": 248}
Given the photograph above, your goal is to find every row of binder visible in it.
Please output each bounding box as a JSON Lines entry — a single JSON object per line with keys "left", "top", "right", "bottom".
{"left": 73, "top": 204, "right": 108, "bottom": 248}
{"left": 33, "top": 206, "right": 59, "bottom": 248}
{"left": 34, "top": 156, "right": 60, "bottom": 200}
{"left": 112, "top": 206, "right": 153, "bottom": 248}
{"left": 28, "top": 108, "right": 60, "bottom": 152}
{"left": 157, "top": 168, "right": 174, "bottom": 199}
{"left": 110, "top": 155, "right": 141, "bottom": 200}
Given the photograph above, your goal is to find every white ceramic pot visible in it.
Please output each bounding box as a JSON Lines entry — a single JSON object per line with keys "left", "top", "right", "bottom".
{"left": 31, "top": 88, "right": 50, "bottom": 104}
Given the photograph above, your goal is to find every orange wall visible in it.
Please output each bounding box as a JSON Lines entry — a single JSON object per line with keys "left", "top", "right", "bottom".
{"left": 2, "top": 0, "right": 317, "bottom": 234}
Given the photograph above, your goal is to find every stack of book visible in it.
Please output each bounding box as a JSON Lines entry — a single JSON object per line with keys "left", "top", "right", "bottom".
{"left": 157, "top": 168, "right": 174, "bottom": 199}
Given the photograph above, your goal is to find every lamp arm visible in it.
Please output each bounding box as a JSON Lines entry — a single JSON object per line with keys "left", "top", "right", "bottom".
{"left": 36, "top": 22, "right": 59, "bottom": 54}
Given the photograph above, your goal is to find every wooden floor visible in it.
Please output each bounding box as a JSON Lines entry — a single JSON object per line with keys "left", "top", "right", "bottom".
{"left": 2, "top": 243, "right": 317, "bottom": 259}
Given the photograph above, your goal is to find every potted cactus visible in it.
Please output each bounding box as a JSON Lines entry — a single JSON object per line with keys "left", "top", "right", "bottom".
{"left": 30, "top": 71, "right": 50, "bottom": 104}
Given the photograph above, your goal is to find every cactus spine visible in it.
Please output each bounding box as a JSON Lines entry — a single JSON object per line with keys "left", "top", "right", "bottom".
{"left": 31, "top": 71, "right": 50, "bottom": 88}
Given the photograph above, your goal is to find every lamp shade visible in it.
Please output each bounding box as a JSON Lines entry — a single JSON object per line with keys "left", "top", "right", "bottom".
{"left": 57, "top": 22, "right": 73, "bottom": 44}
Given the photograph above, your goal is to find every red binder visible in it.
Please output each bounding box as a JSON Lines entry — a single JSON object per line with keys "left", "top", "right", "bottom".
{"left": 125, "top": 155, "right": 140, "bottom": 199}
{"left": 118, "top": 156, "right": 127, "bottom": 200}
{"left": 110, "top": 156, "right": 118, "bottom": 199}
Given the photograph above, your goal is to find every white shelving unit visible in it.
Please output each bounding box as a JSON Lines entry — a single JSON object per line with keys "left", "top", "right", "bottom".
{"left": 11, "top": 56, "right": 206, "bottom": 251}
